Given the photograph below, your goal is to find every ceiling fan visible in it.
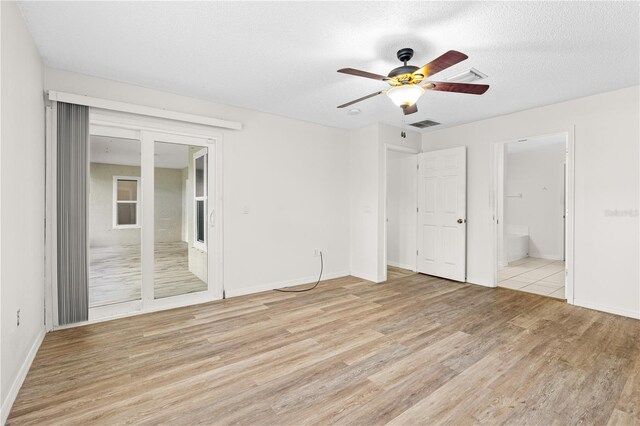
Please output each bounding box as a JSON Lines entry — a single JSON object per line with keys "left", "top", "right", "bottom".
{"left": 337, "top": 48, "right": 489, "bottom": 115}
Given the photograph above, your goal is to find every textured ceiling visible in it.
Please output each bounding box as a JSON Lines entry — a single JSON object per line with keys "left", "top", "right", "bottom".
{"left": 19, "top": 1, "right": 640, "bottom": 131}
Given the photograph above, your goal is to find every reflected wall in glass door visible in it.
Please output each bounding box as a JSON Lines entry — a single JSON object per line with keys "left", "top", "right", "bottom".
{"left": 88, "top": 135, "right": 142, "bottom": 308}
{"left": 154, "top": 142, "right": 208, "bottom": 299}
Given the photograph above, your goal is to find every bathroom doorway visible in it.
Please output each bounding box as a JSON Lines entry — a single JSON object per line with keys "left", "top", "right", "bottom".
{"left": 493, "top": 132, "right": 574, "bottom": 300}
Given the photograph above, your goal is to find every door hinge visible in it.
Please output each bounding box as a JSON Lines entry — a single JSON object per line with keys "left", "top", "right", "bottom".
{"left": 417, "top": 164, "right": 420, "bottom": 170}
{"left": 416, "top": 250, "right": 419, "bottom": 255}
{"left": 416, "top": 207, "right": 419, "bottom": 213}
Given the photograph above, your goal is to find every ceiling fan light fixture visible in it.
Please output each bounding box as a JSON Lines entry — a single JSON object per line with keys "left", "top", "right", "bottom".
{"left": 386, "top": 84, "right": 425, "bottom": 107}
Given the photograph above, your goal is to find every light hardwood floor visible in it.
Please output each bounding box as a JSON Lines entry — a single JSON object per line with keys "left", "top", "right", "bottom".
{"left": 89, "top": 241, "right": 207, "bottom": 307}
{"left": 8, "top": 271, "right": 640, "bottom": 425}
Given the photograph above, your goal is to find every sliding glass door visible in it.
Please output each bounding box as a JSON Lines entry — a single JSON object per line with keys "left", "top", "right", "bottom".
{"left": 88, "top": 126, "right": 217, "bottom": 320}
{"left": 153, "top": 141, "right": 208, "bottom": 299}
{"left": 88, "top": 135, "right": 143, "bottom": 310}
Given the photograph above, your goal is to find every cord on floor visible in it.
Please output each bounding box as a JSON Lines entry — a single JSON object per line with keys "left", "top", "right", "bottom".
{"left": 275, "top": 252, "right": 323, "bottom": 293}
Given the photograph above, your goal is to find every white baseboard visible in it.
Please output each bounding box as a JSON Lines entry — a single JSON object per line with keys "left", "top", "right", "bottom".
{"left": 1, "top": 327, "right": 46, "bottom": 425}
{"left": 466, "top": 279, "right": 495, "bottom": 288}
{"left": 387, "top": 261, "right": 416, "bottom": 271}
{"left": 528, "top": 253, "right": 564, "bottom": 261}
{"left": 572, "top": 299, "right": 640, "bottom": 320}
{"left": 225, "top": 270, "right": 351, "bottom": 298}
{"left": 349, "top": 270, "right": 379, "bottom": 283}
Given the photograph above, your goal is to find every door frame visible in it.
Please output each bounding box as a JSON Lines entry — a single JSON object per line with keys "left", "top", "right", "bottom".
{"left": 490, "top": 128, "right": 575, "bottom": 303}
{"left": 382, "top": 144, "right": 419, "bottom": 282}
{"left": 45, "top": 107, "right": 225, "bottom": 330}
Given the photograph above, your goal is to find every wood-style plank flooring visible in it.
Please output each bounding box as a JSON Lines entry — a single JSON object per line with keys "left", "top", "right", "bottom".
{"left": 89, "top": 241, "right": 206, "bottom": 307}
{"left": 8, "top": 270, "right": 640, "bottom": 425}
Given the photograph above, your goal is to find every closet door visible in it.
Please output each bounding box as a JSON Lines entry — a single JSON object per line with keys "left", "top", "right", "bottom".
{"left": 417, "top": 147, "right": 467, "bottom": 282}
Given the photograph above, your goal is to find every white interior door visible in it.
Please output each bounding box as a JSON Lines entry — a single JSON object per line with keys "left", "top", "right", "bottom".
{"left": 417, "top": 147, "right": 467, "bottom": 281}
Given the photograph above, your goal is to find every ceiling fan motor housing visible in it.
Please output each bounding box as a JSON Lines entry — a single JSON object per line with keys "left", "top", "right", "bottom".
{"left": 396, "top": 48, "right": 414, "bottom": 63}
{"left": 388, "top": 48, "right": 422, "bottom": 84}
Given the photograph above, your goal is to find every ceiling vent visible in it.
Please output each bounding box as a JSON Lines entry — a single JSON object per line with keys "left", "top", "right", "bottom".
{"left": 409, "top": 119, "right": 441, "bottom": 129}
{"left": 447, "top": 68, "right": 488, "bottom": 83}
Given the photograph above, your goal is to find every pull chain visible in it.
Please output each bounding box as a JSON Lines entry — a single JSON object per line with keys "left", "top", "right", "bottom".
{"left": 401, "top": 117, "right": 406, "bottom": 139}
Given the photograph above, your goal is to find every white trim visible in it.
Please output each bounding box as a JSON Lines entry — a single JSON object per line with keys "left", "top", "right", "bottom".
{"left": 112, "top": 176, "right": 141, "bottom": 229}
{"left": 565, "top": 126, "right": 576, "bottom": 303}
{"left": 48, "top": 91, "right": 242, "bottom": 130}
{"left": 573, "top": 299, "right": 640, "bottom": 320}
{"left": 90, "top": 124, "right": 139, "bottom": 140}
{"left": 467, "top": 277, "right": 494, "bottom": 288}
{"left": 349, "top": 270, "right": 381, "bottom": 283}
{"left": 226, "top": 271, "right": 351, "bottom": 298}
{"left": 387, "top": 261, "right": 416, "bottom": 271}
{"left": 490, "top": 129, "right": 576, "bottom": 304}
{"left": 382, "top": 143, "right": 420, "bottom": 281}
{"left": 1, "top": 327, "right": 46, "bottom": 424}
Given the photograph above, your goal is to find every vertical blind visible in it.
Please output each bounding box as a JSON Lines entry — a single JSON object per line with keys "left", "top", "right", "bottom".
{"left": 57, "top": 102, "right": 89, "bottom": 325}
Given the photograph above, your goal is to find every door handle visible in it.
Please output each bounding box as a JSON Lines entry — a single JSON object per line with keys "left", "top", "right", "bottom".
{"left": 457, "top": 218, "right": 466, "bottom": 224}
{"left": 209, "top": 210, "right": 215, "bottom": 227}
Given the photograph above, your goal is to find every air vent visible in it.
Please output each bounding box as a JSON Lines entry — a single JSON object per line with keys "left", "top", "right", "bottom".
{"left": 409, "top": 119, "right": 441, "bottom": 129}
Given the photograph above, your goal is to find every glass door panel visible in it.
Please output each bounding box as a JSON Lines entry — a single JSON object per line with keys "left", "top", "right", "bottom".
{"left": 153, "top": 141, "right": 208, "bottom": 299}
{"left": 88, "top": 135, "right": 142, "bottom": 308}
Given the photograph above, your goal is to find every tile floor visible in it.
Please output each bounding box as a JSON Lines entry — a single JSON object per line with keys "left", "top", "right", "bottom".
{"left": 498, "top": 256, "right": 566, "bottom": 299}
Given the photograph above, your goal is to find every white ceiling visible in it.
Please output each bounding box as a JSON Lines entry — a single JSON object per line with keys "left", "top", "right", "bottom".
{"left": 19, "top": 1, "right": 640, "bottom": 131}
{"left": 90, "top": 136, "right": 189, "bottom": 169}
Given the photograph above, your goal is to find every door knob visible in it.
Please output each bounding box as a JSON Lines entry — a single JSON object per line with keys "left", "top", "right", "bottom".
{"left": 457, "top": 218, "right": 466, "bottom": 224}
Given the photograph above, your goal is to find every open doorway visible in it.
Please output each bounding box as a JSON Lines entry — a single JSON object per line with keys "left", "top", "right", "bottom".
{"left": 385, "top": 146, "right": 418, "bottom": 281}
{"left": 495, "top": 133, "right": 570, "bottom": 299}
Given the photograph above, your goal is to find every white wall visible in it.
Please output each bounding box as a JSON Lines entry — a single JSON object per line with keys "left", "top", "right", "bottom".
{"left": 89, "top": 163, "right": 184, "bottom": 247}
{"left": 504, "top": 138, "right": 565, "bottom": 261}
{"left": 423, "top": 86, "right": 640, "bottom": 319}
{"left": 0, "top": 2, "right": 46, "bottom": 421}
{"left": 386, "top": 150, "right": 417, "bottom": 270}
{"left": 349, "top": 122, "right": 420, "bottom": 282}
{"left": 45, "top": 68, "right": 352, "bottom": 297}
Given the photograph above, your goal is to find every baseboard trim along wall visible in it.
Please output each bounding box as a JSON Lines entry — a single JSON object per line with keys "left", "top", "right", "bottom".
{"left": 349, "top": 270, "right": 381, "bottom": 284}
{"left": 225, "top": 271, "right": 351, "bottom": 298}
{"left": 466, "top": 277, "right": 494, "bottom": 288}
{"left": 573, "top": 299, "right": 640, "bottom": 320}
{"left": 1, "top": 327, "right": 46, "bottom": 425}
{"left": 387, "top": 261, "right": 416, "bottom": 271}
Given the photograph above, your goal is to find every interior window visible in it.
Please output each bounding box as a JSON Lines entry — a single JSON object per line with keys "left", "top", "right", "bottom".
{"left": 193, "top": 151, "right": 207, "bottom": 250}
{"left": 114, "top": 177, "right": 140, "bottom": 227}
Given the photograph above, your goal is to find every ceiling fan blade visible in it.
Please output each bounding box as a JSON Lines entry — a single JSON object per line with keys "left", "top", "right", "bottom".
{"left": 338, "top": 68, "right": 389, "bottom": 81}
{"left": 403, "top": 104, "right": 418, "bottom": 115}
{"left": 413, "top": 50, "right": 468, "bottom": 79}
{"left": 337, "top": 90, "right": 384, "bottom": 108}
{"left": 423, "top": 81, "right": 489, "bottom": 95}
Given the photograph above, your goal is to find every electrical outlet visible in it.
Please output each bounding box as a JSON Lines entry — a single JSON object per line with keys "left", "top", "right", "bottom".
{"left": 17, "top": 309, "right": 20, "bottom": 327}
{"left": 314, "top": 248, "right": 322, "bottom": 257}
